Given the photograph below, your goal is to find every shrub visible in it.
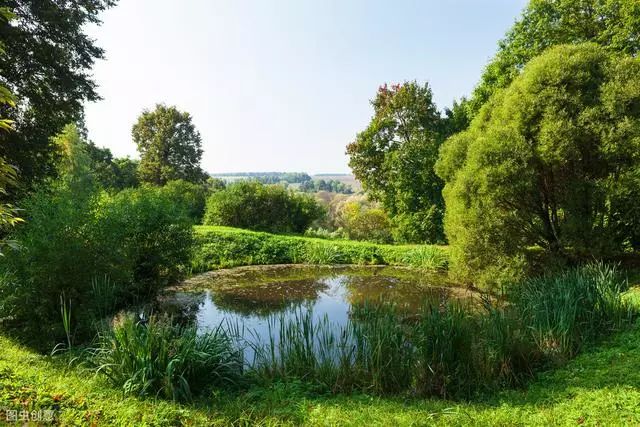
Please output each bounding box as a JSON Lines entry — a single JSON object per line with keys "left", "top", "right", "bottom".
{"left": 159, "top": 179, "right": 210, "bottom": 223}
{"left": 87, "top": 314, "right": 243, "bottom": 401}
{"left": 335, "top": 200, "right": 393, "bottom": 244}
{"left": 203, "top": 181, "right": 325, "bottom": 234}
{"left": 436, "top": 44, "right": 640, "bottom": 286}
{"left": 91, "top": 187, "right": 194, "bottom": 297}
{"left": 0, "top": 184, "right": 193, "bottom": 348}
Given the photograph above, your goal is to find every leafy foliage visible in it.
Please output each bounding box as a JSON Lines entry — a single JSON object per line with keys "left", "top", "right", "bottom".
{"left": 437, "top": 44, "right": 640, "bottom": 286}
{"left": 0, "top": 127, "right": 193, "bottom": 348}
{"left": 0, "top": 0, "right": 116, "bottom": 191}
{"left": 346, "top": 82, "right": 446, "bottom": 243}
{"left": 203, "top": 181, "right": 325, "bottom": 234}
{"left": 334, "top": 200, "right": 393, "bottom": 244}
{"left": 469, "top": 0, "right": 640, "bottom": 117}
{"left": 133, "top": 104, "right": 206, "bottom": 185}
{"left": 191, "top": 225, "right": 448, "bottom": 272}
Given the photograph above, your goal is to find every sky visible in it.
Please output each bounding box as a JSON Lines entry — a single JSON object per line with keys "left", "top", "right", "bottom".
{"left": 84, "top": 0, "right": 528, "bottom": 174}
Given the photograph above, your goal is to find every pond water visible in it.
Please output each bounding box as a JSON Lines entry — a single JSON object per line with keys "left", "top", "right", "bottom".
{"left": 156, "top": 265, "right": 475, "bottom": 361}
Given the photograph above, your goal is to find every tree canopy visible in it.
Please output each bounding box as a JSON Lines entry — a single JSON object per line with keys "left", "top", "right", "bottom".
{"left": 468, "top": 0, "right": 640, "bottom": 117}
{"left": 0, "top": 0, "right": 116, "bottom": 191}
{"left": 436, "top": 43, "right": 640, "bottom": 286}
{"left": 346, "top": 82, "right": 447, "bottom": 243}
{"left": 132, "top": 104, "right": 206, "bottom": 185}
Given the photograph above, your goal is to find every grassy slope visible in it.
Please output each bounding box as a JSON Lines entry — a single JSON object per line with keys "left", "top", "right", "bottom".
{"left": 192, "top": 225, "right": 448, "bottom": 272}
{"left": 2, "top": 315, "right": 640, "bottom": 426}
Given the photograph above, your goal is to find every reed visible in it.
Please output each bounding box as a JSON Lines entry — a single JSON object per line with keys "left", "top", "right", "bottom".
{"left": 87, "top": 314, "right": 243, "bottom": 401}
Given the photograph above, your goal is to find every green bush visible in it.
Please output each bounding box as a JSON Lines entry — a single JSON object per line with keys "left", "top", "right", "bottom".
{"left": 436, "top": 44, "right": 640, "bottom": 287}
{"left": 0, "top": 185, "right": 193, "bottom": 348}
{"left": 335, "top": 201, "right": 393, "bottom": 244}
{"left": 91, "top": 187, "right": 194, "bottom": 297}
{"left": 87, "top": 314, "right": 243, "bottom": 402}
{"left": 203, "top": 181, "right": 325, "bottom": 234}
{"left": 159, "top": 179, "right": 210, "bottom": 223}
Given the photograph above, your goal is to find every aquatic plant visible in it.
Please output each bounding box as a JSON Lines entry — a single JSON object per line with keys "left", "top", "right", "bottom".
{"left": 87, "top": 314, "right": 243, "bottom": 401}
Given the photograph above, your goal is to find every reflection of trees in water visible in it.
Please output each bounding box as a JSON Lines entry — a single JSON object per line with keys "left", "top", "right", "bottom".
{"left": 211, "top": 279, "right": 329, "bottom": 317}
{"left": 154, "top": 292, "right": 205, "bottom": 326}
{"left": 343, "top": 275, "right": 451, "bottom": 313}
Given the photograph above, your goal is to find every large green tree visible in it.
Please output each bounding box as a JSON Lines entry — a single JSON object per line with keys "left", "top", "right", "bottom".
{"left": 436, "top": 44, "right": 640, "bottom": 286}
{"left": 468, "top": 0, "right": 640, "bottom": 117}
{"left": 346, "top": 82, "right": 448, "bottom": 243}
{"left": 132, "top": 104, "right": 206, "bottom": 185}
{"left": 0, "top": 7, "right": 21, "bottom": 254}
{"left": 0, "top": 0, "right": 116, "bottom": 191}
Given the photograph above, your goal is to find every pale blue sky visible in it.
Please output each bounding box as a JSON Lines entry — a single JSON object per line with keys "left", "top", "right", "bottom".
{"left": 84, "top": 0, "right": 528, "bottom": 174}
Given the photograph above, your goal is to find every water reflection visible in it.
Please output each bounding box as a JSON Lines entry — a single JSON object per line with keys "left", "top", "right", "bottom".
{"left": 157, "top": 265, "right": 471, "bottom": 361}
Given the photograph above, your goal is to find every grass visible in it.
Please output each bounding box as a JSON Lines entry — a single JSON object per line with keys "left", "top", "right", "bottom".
{"left": 85, "top": 314, "right": 243, "bottom": 402}
{"left": 1, "top": 312, "right": 640, "bottom": 425}
{"left": 191, "top": 225, "right": 448, "bottom": 272}
{"left": 237, "top": 263, "right": 633, "bottom": 400}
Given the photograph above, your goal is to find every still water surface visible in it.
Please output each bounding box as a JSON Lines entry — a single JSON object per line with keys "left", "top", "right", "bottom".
{"left": 158, "top": 265, "right": 474, "bottom": 358}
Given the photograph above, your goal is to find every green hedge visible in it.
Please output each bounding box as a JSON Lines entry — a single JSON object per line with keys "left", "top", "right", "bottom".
{"left": 192, "top": 226, "right": 448, "bottom": 272}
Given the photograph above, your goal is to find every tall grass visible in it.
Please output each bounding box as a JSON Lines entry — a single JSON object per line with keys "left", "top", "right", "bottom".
{"left": 402, "top": 246, "right": 449, "bottom": 270}
{"left": 244, "top": 263, "right": 633, "bottom": 398}
{"left": 87, "top": 314, "right": 243, "bottom": 401}
{"left": 86, "top": 263, "right": 634, "bottom": 401}
{"left": 513, "top": 262, "right": 631, "bottom": 363}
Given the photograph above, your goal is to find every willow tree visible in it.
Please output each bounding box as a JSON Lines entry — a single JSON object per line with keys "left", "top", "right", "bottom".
{"left": 436, "top": 43, "right": 640, "bottom": 286}
{"left": 468, "top": 0, "right": 640, "bottom": 117}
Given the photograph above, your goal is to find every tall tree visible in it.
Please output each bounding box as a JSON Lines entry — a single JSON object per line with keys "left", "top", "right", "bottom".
{"left": 346, "top": 82, "right": 445, "bottom": 243}
{"left": 437, "top": 44, "right": 640, "bottom": 286}
{"left": 0, "top": 0, "right": 116, "bottom": 191}
{"left": 468, "top": 0, "right": 640, "bottom": 117}
{"left": 0, "top": 7, "right": 22, "bottom": 254}
{"left": 132, "top": 104, "right": 206, "bottom": 185}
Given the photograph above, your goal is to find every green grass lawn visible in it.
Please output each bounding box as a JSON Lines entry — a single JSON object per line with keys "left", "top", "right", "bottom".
{"left": 2, "top": 314, "right": 640, "bottom": 425}
{"left": 192, "top": 225, "right": 449, "bottom": 272}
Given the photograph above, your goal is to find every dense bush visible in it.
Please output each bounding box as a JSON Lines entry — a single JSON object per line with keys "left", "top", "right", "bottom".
{"left": 0, "top": 184, "right": 194, "bottom": 348}
{"left": 87, "top": 314, "right": 243, "bottom": 401}
{"left": 159, "top": 179, "right": 210, "bottom": 223}
{"left": 203, "top": 181, "right": 325, "bottom": 234}
{"left": 91, "top": 187, "right": 194, "bottom": 297}
{"left": 436, "top": 44, "right": 640, "bottom": 287}
{"left": 0, "top": 127, "right": 194, "bottom": 349}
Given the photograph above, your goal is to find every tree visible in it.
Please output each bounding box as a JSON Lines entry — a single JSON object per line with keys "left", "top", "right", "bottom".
{"left": 346, "top": 82, "right": 445, "bottom": 243}
{"left": 0, "top": 0, "right": 116, "bottom": 191}
{"left": 132, "top": 104, "right": 206, "bottom": 185}
{"left": 436, "top": 44, "right": 640, "bottom": 286}
{"left": 468, "top": 0, "right": 640, "bottom": 117}
{"left": 0, "top": 7, "right": 23, "bottom": 254}
{"left": 83, "top": 142, "right": 140, "bottom": 190}
{"left": 112, "top": 157, "right": 140, "bottom": 190}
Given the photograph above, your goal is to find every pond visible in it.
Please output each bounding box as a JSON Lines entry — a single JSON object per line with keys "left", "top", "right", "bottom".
{"left": 156, "top": 265, "right": 476, "bottom": 361}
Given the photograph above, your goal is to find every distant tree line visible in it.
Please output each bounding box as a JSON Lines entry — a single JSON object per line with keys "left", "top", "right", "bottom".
{"left": 213, "top": 172, "right": 312, "bottom": 184}
{"left": 299, "top": 179, "right": 353, "bottom": 194}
